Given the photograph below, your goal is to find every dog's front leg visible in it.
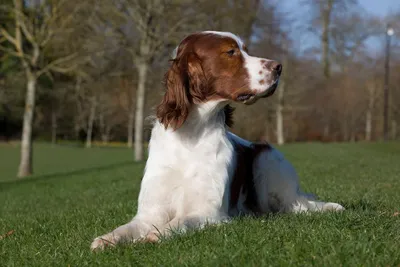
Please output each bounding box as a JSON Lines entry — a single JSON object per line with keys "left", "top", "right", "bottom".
{"left": 90, "top": 218, "right": 152, "bottom": 251}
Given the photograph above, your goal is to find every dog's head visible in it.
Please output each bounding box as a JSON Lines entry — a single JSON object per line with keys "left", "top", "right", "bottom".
{"left": 157, "top": 31, "right": 282, "bottom": 129}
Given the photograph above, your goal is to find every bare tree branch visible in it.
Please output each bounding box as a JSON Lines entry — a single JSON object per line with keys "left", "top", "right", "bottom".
{"left": 0, "top": 44, "right": 31, "bottom": 60}
{"left": 0, "top": 27, "right": 18, "bottom": 47}
{"left": 36, "top": 53, "right": 79, "bottom": 77}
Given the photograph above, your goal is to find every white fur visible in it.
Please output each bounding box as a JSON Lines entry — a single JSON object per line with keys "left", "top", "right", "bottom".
{"left": 242, "top": 52, "right": 278, "bottom": 94}
{"left": 203, "top": 31, "right": 244, "bottom": 47}
{"left": 90, "top": 32, "right": 344, "bottom": 251}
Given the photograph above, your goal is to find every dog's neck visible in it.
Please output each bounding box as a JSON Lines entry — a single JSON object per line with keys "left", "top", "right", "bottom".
{"left": 184, "top": 100, "right": 228, "bottom": 129}
{"left": 155, "top": 100, "right": 230, "bottom": 146}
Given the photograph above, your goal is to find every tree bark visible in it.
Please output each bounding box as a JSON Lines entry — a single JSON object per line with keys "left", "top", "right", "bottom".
{"left": 276, "top": 79, "right": 285, "bottom": 145}
{"left": 323, "top": 124, "right": 330, "bottom": 138}
{"left": 365, "top": 111, "right": 372, "bottom": 141}
{"left": 365, "top": 83, "right": 375, "bottom": 141}
{"left": 127, "top": 96, "right": 135, "bottom": 148}
{"left": 322, "top": 0, "right": 333, "bottom": 79}
{"left": 321, "top": 0, "right": 333, "bottom": 137}
{"left": 134, "top": 62, "right": 148, "bottom": 161}
{"left": 85, "top": 97, "right": 96, "bottom": 148}
{"left": 17, "top": 72, "right": 36, "bottom": 178}
{"left": 74, "top": 76, "right": 83, "bottom": 141}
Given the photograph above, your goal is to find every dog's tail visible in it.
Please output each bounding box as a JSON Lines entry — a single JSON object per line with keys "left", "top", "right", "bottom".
{"left": 294, "top": 193, "right": 345, "bottom": 212}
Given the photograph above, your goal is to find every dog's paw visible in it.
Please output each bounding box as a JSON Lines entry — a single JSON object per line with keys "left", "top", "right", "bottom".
{"left": 90, "top": 233, "right": 117, "bottom": 251}
{"left": 144, "top": 231, "right": 160, "bottom": 243}
{"left": 323, "top": 202, "right": 345, "bottom": 211}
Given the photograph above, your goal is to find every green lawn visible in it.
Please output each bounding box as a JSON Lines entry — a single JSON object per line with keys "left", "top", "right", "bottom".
{"left": 1, "top": 142, "right": 400, "bottom": 266}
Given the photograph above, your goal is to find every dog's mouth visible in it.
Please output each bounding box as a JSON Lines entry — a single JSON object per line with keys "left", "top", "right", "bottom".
{"left": 237, "top": 94, "right": 255, "bottom": 102}
{"left": 238, "top": 80, "right": 279, "bottom": 105}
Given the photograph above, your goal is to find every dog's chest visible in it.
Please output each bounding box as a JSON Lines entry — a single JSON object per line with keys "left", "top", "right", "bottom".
{"left": 165, "top": 131, "right": 235, "bottom": 211}
{"left": 177, "top": 135, "right": 234, "bottom": 181}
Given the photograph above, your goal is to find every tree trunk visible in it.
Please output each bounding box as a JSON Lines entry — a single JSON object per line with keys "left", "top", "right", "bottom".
{"left": 365, "top": 83, "right": 375, "bottom": 141}
{"left": 392, "top": 120, "right": 397, "bottom": 140}
{"left": 99, "top": 115, "right": 111, "bottom": 145}
{"left": 103, "top": 125, "right": 111, "bottom": 144}
{"left": 323, "top": 124, "right": 330, "bottom": 138}
{"left": 322, "top": 0, "right": 333, "bottom": 79}
{"left": 74, "top": 76, "right": 82, "bottom": 140}
{"left": 51, "top": 110, "right": 57, "bottom": 146}
{"left": 365, "top": 110, "right": 372, "bottom": 141}
{"left": 85, "top": 97, "right": 96, "bottom": 148}
{"left": 127, "top": 99, "right": 135, "bottom": 148}
{"left": 321, "top": 0, "right": 333, "bottom": 137}
{"left": 98, "top": 112, "right": 107, "bottom": 144}
{"left": 134, "top": 62, "right": 148, "bottom": 161}
{"left": 17, "top": 73, "right": 36, "bottom": 178}
{"left": 276, "top": 79, "right": 285, "bottom": 145}
{"left": 263, "top": 118, "right": 270, "bottom": 141}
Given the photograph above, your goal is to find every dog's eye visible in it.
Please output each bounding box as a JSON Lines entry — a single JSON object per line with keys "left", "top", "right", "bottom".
{"left": 226, "top": 49, "right": 236, "bottom": 56}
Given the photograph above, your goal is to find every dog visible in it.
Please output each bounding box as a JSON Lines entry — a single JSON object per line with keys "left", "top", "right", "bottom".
{"left": 90, "top": 31, "right": 344, "bottom": 251}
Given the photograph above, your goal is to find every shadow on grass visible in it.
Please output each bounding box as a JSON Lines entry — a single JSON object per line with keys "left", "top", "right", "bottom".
{"left": 54, "top": 143, "right": 133, "bottom": 150}
{"left": 0, "top": 160, "right": 136, "bottom": 192}
{"left": 53, "top": 142, "right": 149, "bottom": 151}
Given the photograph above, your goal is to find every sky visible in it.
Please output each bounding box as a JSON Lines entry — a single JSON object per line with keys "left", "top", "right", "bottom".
{"left": 278, "top": 0, "right": 399, "bottom": 56}
{"left": 360, "top": 0, "right": 399, "bottom": 55}
{"left": 359, "top": 0, "right": 398, "bottom": 17}
{"left": 280, "top": 0, "right": 399, "bottom": 22}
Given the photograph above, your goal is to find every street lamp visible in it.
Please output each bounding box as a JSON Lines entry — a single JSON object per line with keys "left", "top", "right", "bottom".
{"left": 383, "top": 24, "right": 393, "bottom": 141}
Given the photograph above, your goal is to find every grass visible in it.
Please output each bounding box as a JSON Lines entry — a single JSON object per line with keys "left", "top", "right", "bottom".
{"left": 1, "top": 142, "right": 400, "bottom": 266}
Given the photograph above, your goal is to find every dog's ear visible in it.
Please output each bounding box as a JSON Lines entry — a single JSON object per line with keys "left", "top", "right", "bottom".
{"left": 186, "top": 53, "right": 208, "bottom": 102}
{"left": 157, "top": 52, "right": 207, "bottom": 130}
{"left": 157, "top": 57, "right": 191, "bottom": 130}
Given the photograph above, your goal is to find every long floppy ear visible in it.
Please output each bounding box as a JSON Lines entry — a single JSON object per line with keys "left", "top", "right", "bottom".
{"left": 156, "top": 52, "right": 207, "bottom": 130}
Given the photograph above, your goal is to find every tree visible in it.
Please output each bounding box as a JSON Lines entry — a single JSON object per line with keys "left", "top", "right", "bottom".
{"left": 100, "top": 0, "right": 200, "bottom": 161}
{"left": 85, "top": 95, "right": 96, "bottom": 148}
{"left": 0, "top": 0, "right": 86, "bottom": 177}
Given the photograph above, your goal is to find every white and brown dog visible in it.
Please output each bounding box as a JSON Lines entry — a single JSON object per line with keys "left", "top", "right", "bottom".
{"left": 91, "top": 31, "right": 344, "bottom": 251}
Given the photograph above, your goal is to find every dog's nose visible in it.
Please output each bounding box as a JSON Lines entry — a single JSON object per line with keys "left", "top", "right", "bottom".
{"left": 265, "top": 61, "right": 282, "bottom": 75}
{"left": 270, "top": 61, "right": 282, "bottom": 75}
{"left": 274, "top": 63, "right": 282, "bottom": 75}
